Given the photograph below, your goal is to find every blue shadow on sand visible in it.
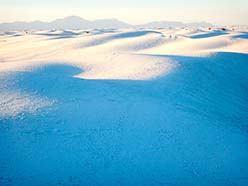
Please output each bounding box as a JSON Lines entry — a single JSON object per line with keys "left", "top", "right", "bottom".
{"left": 111, "top": 30, "right": 162, "bottom": 39}
{"left": 1, "top": 52, "right": 248, "bottom": 186}
{"left": 232, "top": 32, "right": 248, "bottom": 39}
{"left": 80, "top": 30, "right": 162, "bottom": 48}
{"left": 189, "top": 30, "right": 228, "bottom": 39}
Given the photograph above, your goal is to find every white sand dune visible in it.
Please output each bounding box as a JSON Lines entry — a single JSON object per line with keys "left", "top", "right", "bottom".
{"left": 0, "top": 27, "right": 247, "bottom": 121}
{"left": 0, "top": 26, "right": 248, "bottom": 122}
{"left": 0, "top": 27, "right": 248, "bottom": 185}
{"left": 0, "top": 28, "right": 247, "bottom": 75}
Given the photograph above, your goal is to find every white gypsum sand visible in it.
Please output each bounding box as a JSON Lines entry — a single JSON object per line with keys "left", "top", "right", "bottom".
{"left": 0, "top": 27, "right": 248, "bottom": 186}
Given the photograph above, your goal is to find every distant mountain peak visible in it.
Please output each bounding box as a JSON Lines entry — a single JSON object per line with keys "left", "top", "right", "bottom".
{"left": 0, "top": 16, "right": 213, "bottom": 31}
{"left": 53, "top": 16, "right": 89, "bottom": 23}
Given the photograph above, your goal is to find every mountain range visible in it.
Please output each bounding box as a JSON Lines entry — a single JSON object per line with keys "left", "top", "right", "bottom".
{"left": 0, "top": 16, "right": 213, "bottom": 31}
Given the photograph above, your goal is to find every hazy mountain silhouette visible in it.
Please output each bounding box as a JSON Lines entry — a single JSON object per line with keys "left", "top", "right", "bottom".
{"left": 0, "top": 16, "right": 212, "bottom": 30}
{"left": 0, "top": 16, "right": 131, "bottom": 30}
{"left": 137, "top": 21, "right": 212, "bottom": 28}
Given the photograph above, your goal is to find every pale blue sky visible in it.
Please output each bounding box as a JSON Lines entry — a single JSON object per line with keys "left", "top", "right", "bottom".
{"left": 0, "top": 0, "right": 247, "bottom": 25}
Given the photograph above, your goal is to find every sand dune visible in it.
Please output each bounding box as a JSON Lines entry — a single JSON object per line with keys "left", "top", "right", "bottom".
{"left": 0, "top": 27, "right": 247, "bottom": 120}
{"left": 1, "top": 27, "right": 247, "bottom": 74}
{"left": 0, "top": 27, "right": 248, "bottom": 185}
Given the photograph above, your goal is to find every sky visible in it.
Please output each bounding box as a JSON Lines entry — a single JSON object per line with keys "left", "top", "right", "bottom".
{"left": 0, "top": 0, "right": 247, "bottom": 25}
